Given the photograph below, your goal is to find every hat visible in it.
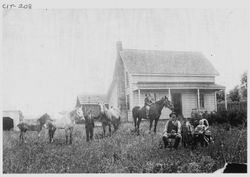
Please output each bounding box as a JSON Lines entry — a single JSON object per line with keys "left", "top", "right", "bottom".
{"left": 169, "top": 112, "right": 177, "bottom": 117}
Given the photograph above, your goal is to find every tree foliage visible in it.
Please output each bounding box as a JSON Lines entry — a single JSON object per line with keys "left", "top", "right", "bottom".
{"left": 216, "top": 90, "right": 225, "bottom": 102}
{"left": 228, "top": 86, "right": 240, "bottom": 102}
{"left": 240, "top": 71, "right": 247, "bottom": 99}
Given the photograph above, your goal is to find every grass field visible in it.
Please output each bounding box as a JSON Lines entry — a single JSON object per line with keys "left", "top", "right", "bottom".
{"left": 3, "top": 121, "right": 247, "bottom": 173}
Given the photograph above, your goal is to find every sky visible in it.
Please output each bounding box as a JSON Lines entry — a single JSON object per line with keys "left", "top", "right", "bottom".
{"left": 2, "top": 9, "right": 249, "bottom": 117}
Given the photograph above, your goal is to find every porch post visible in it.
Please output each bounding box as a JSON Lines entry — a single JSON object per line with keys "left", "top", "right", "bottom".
{"left": 138, "top": 89, "right": 141, "bottom": 106}
{"left": 224, "top": 89, "right": 227, "bottom": 110}
{"left": 168, "top": 88, "right": 172, "bottom": 101}
{"left": 197, "top": 89, "right": 200, "bottom": 111}
{"left": 214, "top": 91, "right": 217, "bottom": 112}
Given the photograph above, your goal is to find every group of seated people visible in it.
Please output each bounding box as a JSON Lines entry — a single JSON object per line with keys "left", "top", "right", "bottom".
{"left": 161, "top": 112, "right": 212, "bottom": 150}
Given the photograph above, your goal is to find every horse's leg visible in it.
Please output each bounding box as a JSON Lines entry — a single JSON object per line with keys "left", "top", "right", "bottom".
{"left": 108, "top": 123, "right": 112, "bottom": 136}
{"left": 154, "top": 118, "right": 159, "bottom": 133}
{"left": 49, "top": 129, "right": 52, "bottom": 143}
{"left": 19, "top": 131, "right": 22, "bottom": 141}
{"left": 149, "top": 119, "right": 153, "bottom": 133}
{"left": 102, "top": 124, "right": 106, "bottom": 136}
{"left": 133, "top": 116, "right": 137, "bottom": 131}
{"left": 65, "top": 129, "right": 68, "bottom": 144}
{"left": 69, "top": 128, "right": 73, "bottom": 144}
{"left": 86, "top": 127, "right": 90, "bottom": 142}
{"left": 90, "top": 127, "right": 93, "bottom": 141}
{"left": 137, "top": 118, "right": 141, "bottom": 135}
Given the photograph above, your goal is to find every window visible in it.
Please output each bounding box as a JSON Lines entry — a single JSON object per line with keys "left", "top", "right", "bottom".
{"left": 200, "top": 93, "right": 204, "bottom": 108}
{"left": 126, "top": 95, "right": 130, "bottom": 110}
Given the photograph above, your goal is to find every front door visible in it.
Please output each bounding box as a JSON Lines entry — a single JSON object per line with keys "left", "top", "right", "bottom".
{"left": 172, "top": 93, "right": 182, "bottom": 117}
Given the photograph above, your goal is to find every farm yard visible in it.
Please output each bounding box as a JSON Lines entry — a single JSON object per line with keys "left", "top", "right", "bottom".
{"left": 3, "top": 120, "right": 247, "bottom": 173}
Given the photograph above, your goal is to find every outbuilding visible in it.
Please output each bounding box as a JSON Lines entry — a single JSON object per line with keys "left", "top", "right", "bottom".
{"left": 76, "top": 94, "right": 108, "bottom": 117}
{"left": 3, "top": 110, "right": 24, "bottom": 131}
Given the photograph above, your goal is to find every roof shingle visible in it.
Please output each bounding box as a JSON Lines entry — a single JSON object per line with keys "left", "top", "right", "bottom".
{"left": 120, "top": 49, "right": 219, "bottom": 76}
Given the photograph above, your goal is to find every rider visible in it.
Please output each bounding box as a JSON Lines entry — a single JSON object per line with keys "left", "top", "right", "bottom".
{"left": 162, "top": 112, "right": 182, "bottom": 149}
{"left": 144, "top": 93, "right": 154, "bottom": 119}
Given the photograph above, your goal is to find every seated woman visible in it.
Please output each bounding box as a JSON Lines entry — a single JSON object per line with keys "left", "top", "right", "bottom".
{"left": 193, "top": 118, "right": 213, "bottom": 147}
{"left": 162, "top": 112, "right": 182, "bottom": 150}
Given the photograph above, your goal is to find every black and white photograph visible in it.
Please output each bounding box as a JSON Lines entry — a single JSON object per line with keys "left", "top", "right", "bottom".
{"left": 1, "top": 0, "right": 249, "bottom": 174}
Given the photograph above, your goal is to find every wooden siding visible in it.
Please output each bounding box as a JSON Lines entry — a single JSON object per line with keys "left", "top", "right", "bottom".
{"left": 131, "top": 75, "right": 215, "bottom": 84}
{"left": 204, "top": 91, "right": 216, "bottom": 112}
{"left": 182, "top": 90, "right": 198, "bottom": 118}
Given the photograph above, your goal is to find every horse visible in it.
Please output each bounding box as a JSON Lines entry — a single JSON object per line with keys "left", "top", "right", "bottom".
{"left": 97, "top": 103, "right": 121, "bottom": 136}
{"left": 17, "top": 113, "right": 51, "bottom": 142}
{"left": 132, "top": 96, "right": 174, "bottom": 135}
{"left": 44, "top": 106, "right": 84, "bottom": 144}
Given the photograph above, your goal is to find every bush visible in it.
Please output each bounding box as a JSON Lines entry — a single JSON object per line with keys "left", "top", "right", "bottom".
{"left": 206, "top": 110, "right": 246, "bottom": 127}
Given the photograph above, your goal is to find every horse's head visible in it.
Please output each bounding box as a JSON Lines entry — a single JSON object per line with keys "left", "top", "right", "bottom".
{"left": 38, "top": 113, "right": 52, "bottom": 127}
{"left": 163, "top": 96, "right": 174, "bottom": 110}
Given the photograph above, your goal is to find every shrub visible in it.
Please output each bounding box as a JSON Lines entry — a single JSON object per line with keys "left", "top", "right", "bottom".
{"left": 206, "top": 110, "right": 247, "bottom": 127}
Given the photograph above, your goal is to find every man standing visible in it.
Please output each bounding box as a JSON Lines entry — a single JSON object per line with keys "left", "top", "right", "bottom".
{"left": 85, "top": 110, "right": 95, "bottom": 142}
{"left": 162, "top": 112, "right": 182, "bottom": 149}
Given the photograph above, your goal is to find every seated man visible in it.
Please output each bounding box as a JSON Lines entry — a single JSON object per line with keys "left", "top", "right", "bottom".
{"left": 162, "top": 112, "right": 182, "bottom": 149}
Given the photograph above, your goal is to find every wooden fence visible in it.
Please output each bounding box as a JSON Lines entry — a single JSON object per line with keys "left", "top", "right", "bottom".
{"left": 217, "top": 101, "right": 247, "bottom": 112}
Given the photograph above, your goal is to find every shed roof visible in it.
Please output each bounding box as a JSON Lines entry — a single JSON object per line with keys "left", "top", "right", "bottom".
{"left": 120, "top": 49, "right": 219, "bottom": 76}
{"left": 77, "top": 94, "right": 107, "bottom": 105}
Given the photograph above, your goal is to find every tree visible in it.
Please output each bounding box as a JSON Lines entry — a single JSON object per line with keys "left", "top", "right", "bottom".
{"left": 216, "top": 90, "right": 225, "bottom": 102}
{"left": 228, "top": 86, "right": 240, "bottom": 102}
{"left": 240, "top": 71, "right": 247, "bottom": 100}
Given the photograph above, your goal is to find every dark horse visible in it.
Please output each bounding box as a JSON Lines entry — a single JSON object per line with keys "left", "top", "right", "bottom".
{"left": 17, "top": 113, "right": 51, "bottom": 142}
{"left": 132, "top": 96, "right": 174, "bottom": 134}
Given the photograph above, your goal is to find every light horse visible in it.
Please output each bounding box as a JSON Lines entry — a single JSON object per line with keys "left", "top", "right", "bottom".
{"left": 132, "top": 96, "right": 174, "bottom": 135}
{"left": 44, "top": 106, "right": 84, "bottom": 144}
{"left": 97, "top": 103, "right": 121, "bottom": 136}
{"left": 17, "top": 113, "right": 51, "bottom": 142}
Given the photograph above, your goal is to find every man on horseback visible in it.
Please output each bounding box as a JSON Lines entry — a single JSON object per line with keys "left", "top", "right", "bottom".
{"left": 144, "top": 93, "right": 154, "bottom": 119}
{"left": 162, "top": 112, "right": 182, "bottom": 149}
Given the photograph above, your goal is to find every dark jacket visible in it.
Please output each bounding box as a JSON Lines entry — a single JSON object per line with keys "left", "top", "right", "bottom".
{"left": 85, "top": 114, "right": 95, "bottom": 128}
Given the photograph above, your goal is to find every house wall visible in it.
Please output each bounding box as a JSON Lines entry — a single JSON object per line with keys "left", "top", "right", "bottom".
{"left": 204, "top": 91, "right": 216, "bottom": 112}
{"left": 182, "top": 90, "right": 198, "bottom": 118}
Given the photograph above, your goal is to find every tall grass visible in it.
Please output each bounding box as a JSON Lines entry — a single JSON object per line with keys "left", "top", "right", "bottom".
{"left": 3, "top": 121, "right": 247, "bottom": 173}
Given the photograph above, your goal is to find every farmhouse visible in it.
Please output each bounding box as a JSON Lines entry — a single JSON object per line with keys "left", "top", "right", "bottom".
{"left": 107, "top": 42, "right": 225, "bottom": 122}
{"left": 3, "top": 110, "right": 24, "bottom": 131}
{"left": 76, "top": 94, "right": 108, "bottom": 117}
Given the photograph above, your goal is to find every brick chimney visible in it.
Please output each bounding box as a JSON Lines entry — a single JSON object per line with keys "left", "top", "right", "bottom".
{"left": 116, "top": 41, "right": 123, "bottom": 54}
{"left": 114, "top": 41, "right": 127, "bottom": 121}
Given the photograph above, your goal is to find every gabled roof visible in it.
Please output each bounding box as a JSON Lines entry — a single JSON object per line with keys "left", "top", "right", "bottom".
{"left": 77, "top": 94, "right": 107, "bottom": 105}
{"left": 120, "top": 49, "right": 219, "bottom": 76}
